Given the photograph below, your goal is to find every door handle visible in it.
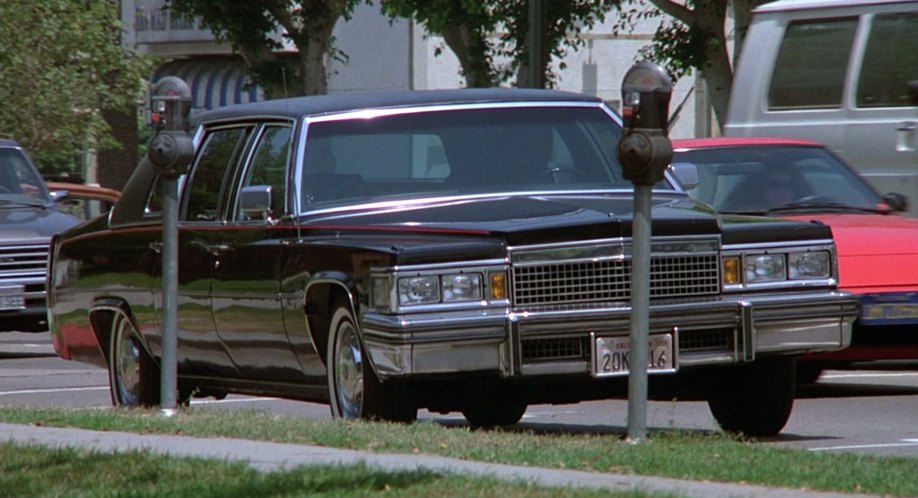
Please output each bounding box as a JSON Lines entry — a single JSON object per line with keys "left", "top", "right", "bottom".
{"left": 205, "top": 244, "right": 233, "bottom": 256}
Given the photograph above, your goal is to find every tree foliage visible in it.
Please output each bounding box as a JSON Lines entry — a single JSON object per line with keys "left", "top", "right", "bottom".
{"left": 167, "top": 0, "right": 362, "bottom": 97}
{"left": 381, "top": 0, "right": 618, "bottom": 88}
{"left": 615, "top": 0, "right": 770, "bottom": 129}
{"left": 0, "top": 0, "right": 153, "bottom": 175}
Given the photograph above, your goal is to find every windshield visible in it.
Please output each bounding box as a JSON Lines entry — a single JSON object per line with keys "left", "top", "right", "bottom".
{"left": 676, "top": 145, "right": 886, "bottom": 214}
{"left": 0, "top": 148, "right": 51, "bottom": 206}
{"left": 299, "top": 106, "right": 653, "bottom": 210}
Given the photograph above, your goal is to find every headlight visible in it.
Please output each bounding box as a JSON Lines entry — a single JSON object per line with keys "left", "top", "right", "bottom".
{"left": 789, "top": 251, "right": 830, "bottom": 279}
{"left": 441, "top": 274, "right": 482, "bottom": 302}
{"left": 380, "top": 268, "right": 501, "bottom": 310}
{"left": 745, "top": 254, "right": 786, "bottom": 283}
{"left": 398, "top": 276, "right": 440, "bottom": 305}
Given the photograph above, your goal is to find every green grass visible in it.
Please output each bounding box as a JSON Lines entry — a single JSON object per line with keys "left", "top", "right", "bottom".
{"left": 0, "top": 406, "right": 915, "bottom": 497}
{"left": 0, "top": 442, "right": 657, "bottom": 498}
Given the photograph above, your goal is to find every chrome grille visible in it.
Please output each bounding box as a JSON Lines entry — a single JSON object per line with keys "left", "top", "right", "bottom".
{"left": 679, "top": 328, "right": 733, "bottom": 352}
{"left": 511, "top": 243, "right": 720, "bottom": 308}
{"left": 521, "top": 336, "right": 588, "bottom": 362}
{"left": 0, "top": 244, "right": 48, "bottom": 282}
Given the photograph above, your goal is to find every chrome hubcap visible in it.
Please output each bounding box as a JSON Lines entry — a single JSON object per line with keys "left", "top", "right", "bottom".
{"left": 114, "top": 320, "right": 141, "bottom": 406}
{"left": 334, "top": 321, "right": 363, "bottom": 418}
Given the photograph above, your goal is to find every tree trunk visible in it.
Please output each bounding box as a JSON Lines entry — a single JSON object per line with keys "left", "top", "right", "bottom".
{"left": 442, "top": 24, "right": 495, "bottom": 87}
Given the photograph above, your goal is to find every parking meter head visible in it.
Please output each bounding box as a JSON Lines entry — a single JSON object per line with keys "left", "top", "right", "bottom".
{"left": 620, "top": 62, "right": 673, "bottom": 131}
{"left": 148, "top": 77, "right": 193, "bottom": 178}
{"left": 151, "top": 76, "right": 192, "bottom": 133}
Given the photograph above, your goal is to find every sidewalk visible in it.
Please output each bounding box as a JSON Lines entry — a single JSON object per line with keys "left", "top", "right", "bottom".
{"left": 0, "top": 422, "right": 879, "bottom": 498}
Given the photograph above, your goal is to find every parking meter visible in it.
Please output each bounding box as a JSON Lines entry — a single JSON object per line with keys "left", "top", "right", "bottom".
{"left": 616, "top": 62, "right": 673, "bottom": 185}
{"left": 617, "top": 61, "right": 674, "bottom": 443}
{"left": 147, "top": 77, "right": 194, "bottom": 179}
{"left": 147, "top": 76, "right": 193, "bottom": 415}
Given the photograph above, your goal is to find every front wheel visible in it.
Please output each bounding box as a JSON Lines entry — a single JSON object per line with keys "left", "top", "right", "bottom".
{"left": 462, "top": 401, "right": 527, "bottom": 428}
{"left": 326, "top": 300, "right": 416, "bottom": 422}
{"left": 707, "top": 358, "right": 796, "bottom": 437}
{"left": 108, "top": 312, "right": 160, "bottom": 407}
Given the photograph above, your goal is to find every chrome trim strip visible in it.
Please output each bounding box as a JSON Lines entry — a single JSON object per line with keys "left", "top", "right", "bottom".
{"left": 304, "top": 101, "right": 605, "bottom": 124}
{"left": 740, "top": 301, "right": 754, "bottom": 361}
{"left": 722, "top": 239, "right": 835, "bottom": 251}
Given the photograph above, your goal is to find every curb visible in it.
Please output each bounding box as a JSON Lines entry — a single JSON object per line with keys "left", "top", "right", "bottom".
{"left": 0, "top": 423, "right": 879, "bottom": 498}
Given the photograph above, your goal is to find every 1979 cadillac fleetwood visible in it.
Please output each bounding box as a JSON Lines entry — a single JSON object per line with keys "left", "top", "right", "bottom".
{"left": 48, "top": 89, "right": 858, "bottom": 436}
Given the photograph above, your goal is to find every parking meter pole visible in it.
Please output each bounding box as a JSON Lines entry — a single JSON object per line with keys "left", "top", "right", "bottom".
{"left": 160, "top": 178, "right": 179, "bottom": 414}
{"left": 145, "top": 76, "right": 194, "bottom": 417}
{"left": 628, "top": 184, "right": 652, "bottom": 442}
{"left": 616, "top": 61, "right": 673, "bottom": 444}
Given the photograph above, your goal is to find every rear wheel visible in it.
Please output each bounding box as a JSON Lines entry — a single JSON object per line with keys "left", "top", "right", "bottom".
{"left": 108, "top": 312, "right": 160, "bottom": 407}
{"left": 326, "top": 300, "right": 416, "bottom": 423}
{"left": 462, "top": 401, "right": 527, "bottom": 428}
{"left": 707, "top": 358, "right": 796, "bottom": 437}
{"left": 796, "top": 363, "right": 824, "bottom": 384}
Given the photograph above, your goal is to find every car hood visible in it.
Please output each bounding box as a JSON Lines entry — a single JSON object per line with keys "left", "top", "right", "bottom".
{"left": 0, "top": 205, "right": 81, "bottom": 244}
{"left": 783, "top": 213, "right": 918, "bottom": 291}
{"left": 304, "top": 194, "right": 721, "bottom": 243}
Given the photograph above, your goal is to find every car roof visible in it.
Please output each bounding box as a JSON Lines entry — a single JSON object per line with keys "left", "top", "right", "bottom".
{"left": 754, "top": 0, "right": 915, "bottom": 13}
{"left": 194, "top": 88, "right": 603, "bottom": 124}
{"left": 671, "top": 137, "right": 822, "bottom": 150}
{"left": 0, "top": 138, "right": 22, "bottom": 148}
{"left": 46, "top": 182, "right": 121, "bottom": 203}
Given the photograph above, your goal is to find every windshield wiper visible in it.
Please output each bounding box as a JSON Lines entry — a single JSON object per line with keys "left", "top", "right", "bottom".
{"left": 767, "top": 200, "right": 889, "bottom": 214}
{"left": 0, "top": 197, "right": 47, "bottom": 208}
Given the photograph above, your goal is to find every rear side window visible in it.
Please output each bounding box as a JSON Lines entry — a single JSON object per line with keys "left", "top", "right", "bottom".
{"left": 185, "top": 127, "right": 249, "bottom": 221}
{"left": 768, "top": 18, "right": 857, "bottom": 110}
{"left": 857, "top": 12, "right": 918, "bottom": 108}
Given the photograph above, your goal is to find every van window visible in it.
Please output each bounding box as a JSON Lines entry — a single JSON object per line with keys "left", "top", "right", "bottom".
{"left": 768, "top": 18, "right": 857, "bottom": 110}
{"left": 857, "top": 12, "right": 918, "bottom": 108}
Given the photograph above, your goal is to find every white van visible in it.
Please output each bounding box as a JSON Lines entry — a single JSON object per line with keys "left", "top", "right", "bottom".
{"left": 724, "top": 0, "right": 918, "bottom": 213}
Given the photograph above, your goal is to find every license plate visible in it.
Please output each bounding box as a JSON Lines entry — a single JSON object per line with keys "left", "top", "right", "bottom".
{"left": 0, "top": 286, "right": 25, "bottom": 311}
{"left": 592, "top": 333, "right": 677, "bottom": 377}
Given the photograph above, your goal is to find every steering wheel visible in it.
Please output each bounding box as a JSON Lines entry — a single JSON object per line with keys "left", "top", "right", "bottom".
{"left": 536, "top": 167, "right": 590, "bottom": 183}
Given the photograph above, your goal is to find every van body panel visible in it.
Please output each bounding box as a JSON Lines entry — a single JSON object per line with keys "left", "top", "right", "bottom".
{"left": 725, "top": 0, "right": 918, "bottom": 214}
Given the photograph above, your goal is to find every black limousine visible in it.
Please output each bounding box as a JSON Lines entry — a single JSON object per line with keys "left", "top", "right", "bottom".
{"left": 48, "top": 89, "right": 858, "bottom": 436}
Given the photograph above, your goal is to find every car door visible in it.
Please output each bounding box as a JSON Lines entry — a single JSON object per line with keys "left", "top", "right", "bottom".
{"left": 171, "top": 125, "right": 252, "bottom": 378}
{"left": 841, "top": 9, "right": 918, "bottom": 196}
{"left": 210, "top": 122, "right": 309, "bottom": 383}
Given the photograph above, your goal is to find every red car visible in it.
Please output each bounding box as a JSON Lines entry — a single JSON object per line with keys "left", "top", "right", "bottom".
{"left": 671, "top": 137, "right": 918, "bottom": 381}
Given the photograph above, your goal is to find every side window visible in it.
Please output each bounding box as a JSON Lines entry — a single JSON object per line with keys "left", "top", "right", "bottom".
{"left": 857, "top": 12, "right": 918, "bottom": 108}
{"left": 145, "top": 176, "right": 162, "bottom": 217}
{"left": 237, "top": 125, "right": 291, "bottom": 220}
{"left": 185, "top": 127, "right": 248, "bottom": 221}
{"left": 768, "top": 18, "right": 857, "bottom": 110}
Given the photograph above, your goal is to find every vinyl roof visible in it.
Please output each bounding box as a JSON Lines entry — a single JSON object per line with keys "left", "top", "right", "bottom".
{"left": 193, "top": 88, "right": 602, "bottom": 124}
{"left": 755, "top": 0, "right": 916, "bottom": 13}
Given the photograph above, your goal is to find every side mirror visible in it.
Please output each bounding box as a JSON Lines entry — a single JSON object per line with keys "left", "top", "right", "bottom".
{"left": 49, "top": 190, "right": 70, "bottom": 202}
{"left": 669, "top": 162, "right": 699, "bottom": 191}
{"left": 239, "top": 185, "right": 273, "bottom": 220}
{"left": 883, "top": 192, "right": 908, "bottom": 212}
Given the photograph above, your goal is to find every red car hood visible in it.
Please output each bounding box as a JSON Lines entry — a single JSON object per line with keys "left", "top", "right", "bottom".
{"left": 783, "top": 213, "right": 918, "bottom": 293}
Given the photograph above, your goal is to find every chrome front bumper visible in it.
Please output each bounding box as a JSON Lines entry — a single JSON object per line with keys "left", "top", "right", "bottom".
{"left": 361, "top": 291, "right": 858, "bottom": 380}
